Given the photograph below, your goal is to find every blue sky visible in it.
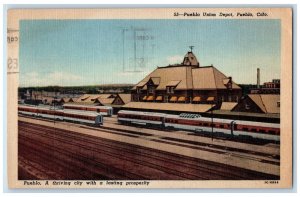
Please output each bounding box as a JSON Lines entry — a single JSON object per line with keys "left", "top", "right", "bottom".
{"left": 20, "top": 19, "right": 280, "bottom": 87}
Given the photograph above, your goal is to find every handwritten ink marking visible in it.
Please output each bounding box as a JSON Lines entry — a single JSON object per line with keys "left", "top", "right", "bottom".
{"left": 7, "top": 28, "right": 19, "bottom": 33}
{"left": 7, "top": 72, "right": 20, "bottom": 74}
{"left": 7, "top": 57, "right": 18, "bottom": 70}
{"left": 7, "top": 36, "right": 18, "bottom": 43}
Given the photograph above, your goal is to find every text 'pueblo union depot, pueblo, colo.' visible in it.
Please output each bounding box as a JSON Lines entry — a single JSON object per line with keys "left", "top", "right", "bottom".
{"left": 173, "top": 11, "right": 268, "bottom": 17}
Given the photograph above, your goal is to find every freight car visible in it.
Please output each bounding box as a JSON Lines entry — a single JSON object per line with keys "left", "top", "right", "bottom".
{"left": 117, "top": 110, "right": 280, "bottom": 141}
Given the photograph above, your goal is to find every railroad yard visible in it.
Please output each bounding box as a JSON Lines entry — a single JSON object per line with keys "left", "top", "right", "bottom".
{"left": 18, "top": 115, "right": 280, "bottom": 180}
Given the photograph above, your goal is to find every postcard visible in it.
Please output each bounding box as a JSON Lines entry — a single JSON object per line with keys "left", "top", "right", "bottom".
{"left": 6, "top": 7, "right": 292, "bottom": 189}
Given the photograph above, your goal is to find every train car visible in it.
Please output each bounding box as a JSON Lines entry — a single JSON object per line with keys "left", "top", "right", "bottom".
{"left": 117, "top": 110, "right": 280, "bottom": 141}
{"left": 18, "top": 105, "right": 103, "bottom": 126}
{"left": 18, "top": 105, "right": 40, "bottom": 116}
{"left": 165, "top": 114, "right": 280, "bottom": 141}
{"left": 63, "top": 110, "right": 103, "bottom": 126}
{"left": 234, "top": 120, "right": 280, "bottom": 141}
{"left": 63, "top": 104, "right": 113, "bottom": 117}
{"left": 18, "top": 105, "right": 65, "bottom": 120}
{"left": 117, "top": 110, "right": 166, "bottom": 126}
{"left": 165, "top": 113, "right": 233, "bottom": 133}
{"left": 36, "top": 108, "right": 64, "bottom": 120}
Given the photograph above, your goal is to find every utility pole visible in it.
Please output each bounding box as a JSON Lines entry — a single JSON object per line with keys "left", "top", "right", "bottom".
{"left": 122, "top": 28, "right": 128, "bottom": 72}
{"left": 133, "top": 29, "right": 137, "bottom": 72}
{"left": 211, "top": 103, "right": 214, "bottom": 141}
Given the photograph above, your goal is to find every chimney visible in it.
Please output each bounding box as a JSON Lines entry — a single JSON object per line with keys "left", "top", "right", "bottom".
{"left": 257, "top": 68, "right": 260, "bottom": 88}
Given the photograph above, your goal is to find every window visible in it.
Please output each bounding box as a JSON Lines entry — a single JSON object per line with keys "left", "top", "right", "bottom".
{"left": 233, "top": 124, "right": 237, "bottom": 130}
{"left": 164, "top": 96, "right": 169, "bottom": 102}
{"left": 166, "top": 87, "right": 170, "bottom": 93}
{"left": 269, "top": 130, "right": 276, "bottom": 134}
{"left": 245, "top": 104, "right": 250, "bottom": 110}
{"left": 166, "top": 86, "right": 175, "bottom": 94}
{"left": 137, "top": 87, "right": 141, "bottom": 94}
{"left": 148, "top": 86, "right": 155, "bottom": 94}
{"left": 171, "top": 87, "right": 175, "bottom": 93}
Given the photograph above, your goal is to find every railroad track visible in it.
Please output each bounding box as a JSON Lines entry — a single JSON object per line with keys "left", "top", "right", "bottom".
{"left": 81, "top": 124, "right": 280, "bottom": 163}
{"left": 19, "top": 143, "right": 105, "bottom": 180}
{"left": 117, "top": 122, "right": 279, "bottom": 145}
{"left": 20, "top": 114, "right": 278, "bottom": 146}
{"left": 19, "top": 136, "right": 140, "bottom": 180}
{"left": 18, "top": 115, "right": 280, "bottom": 163}
{"left": 18, "top": 121, "right": 279, "bottom": 180}
{"left": 19, "top": 124, "right": 226, "bottom": 180}
{"left": 21, "top": 119, "right": 280, "bottom": 165}
{"left": 18, "top": 155, "right": 59, "bottom": 180}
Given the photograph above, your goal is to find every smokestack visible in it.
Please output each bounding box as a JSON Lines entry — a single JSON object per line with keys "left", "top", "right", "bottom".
{"left": 257, "top": 68, "right": 260, "bottom": 88}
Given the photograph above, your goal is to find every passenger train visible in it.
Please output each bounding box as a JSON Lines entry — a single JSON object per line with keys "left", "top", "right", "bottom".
{"left": 19, "top": 105, "right": 103, "bottom": 126}
{"left": 117, "top": 110, "right": 280, "bottom": 141}
{"left": 63, "top": 104, "right": 113, "bottom": 117}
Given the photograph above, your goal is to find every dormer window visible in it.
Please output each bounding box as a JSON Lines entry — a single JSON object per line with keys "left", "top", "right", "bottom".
{"left": 166, "top": 80, "right": 180, "bottom": 94}
{"left": 167, "top": 86, "right": 175, "bottom": 94}
{"left": 148, "top": 86, "right": 155, "bottom": 94}
{"left": 245, "top": 104, "right": 250, "bottom": 110}
{"left": 223, "top": 77, "right": 233, "bottom": 90}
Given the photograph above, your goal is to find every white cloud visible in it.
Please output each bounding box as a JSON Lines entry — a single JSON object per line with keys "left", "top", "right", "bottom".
{"left": 166, "top": 55, "right": 183, "bottom": 65}
{"left": 20, "top": 71, "right": 83, "bottom": 87}
{"left": 110, "top": 69, "right": 153, "bottom": 84}
{"left": 116, "top": 69, "right": 152, "bottom": 77}
{"left": 48, "top": 71, "right": 82, "bottom": 83}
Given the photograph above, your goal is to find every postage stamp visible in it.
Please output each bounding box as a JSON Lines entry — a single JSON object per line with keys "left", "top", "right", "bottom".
{"left": 6, "top": 7, "right": 292, "bottom": 189}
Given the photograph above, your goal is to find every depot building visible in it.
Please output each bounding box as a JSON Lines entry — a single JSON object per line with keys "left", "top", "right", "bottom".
{"left": 128, "top": 50, "right": 242, "bottom": 113}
